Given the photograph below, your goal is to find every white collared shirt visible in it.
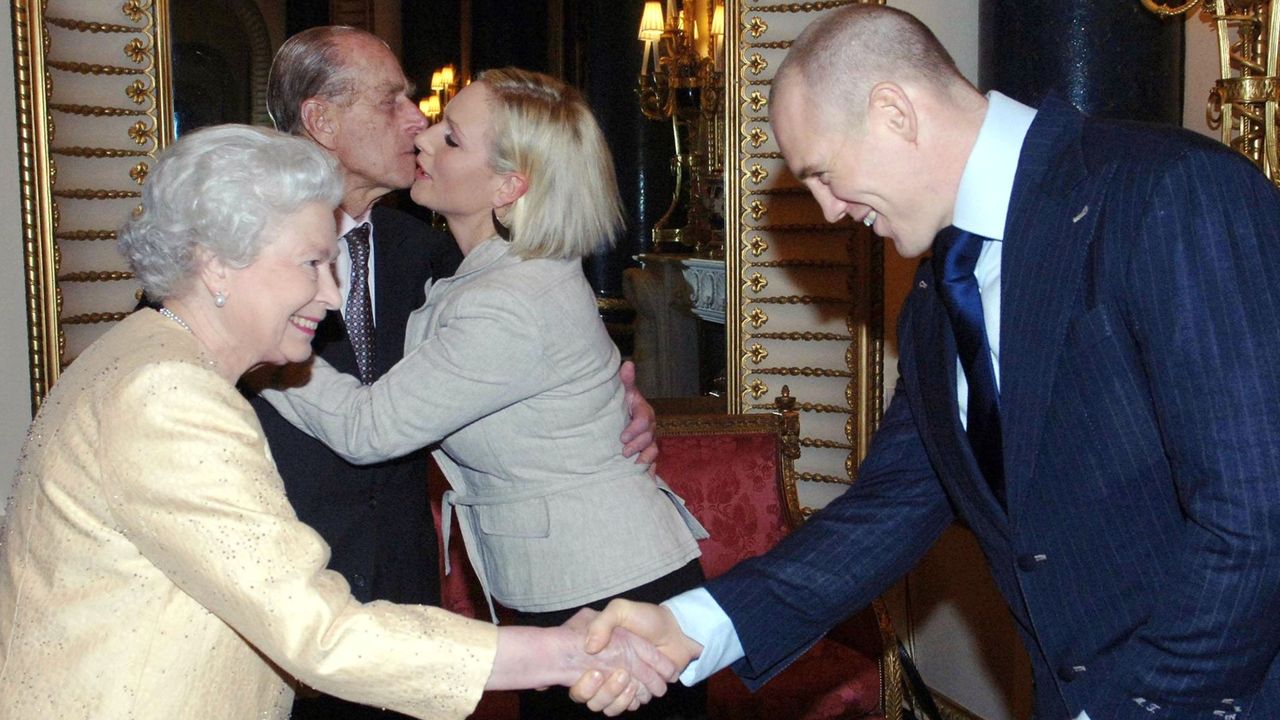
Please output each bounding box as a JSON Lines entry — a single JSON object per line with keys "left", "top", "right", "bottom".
{"left": 950, "top": 90, "right": 1037, "bottom": 422}
{"left": 664, "top": 91, "right": 1039, "bottom": 686}
{"left": 337, "top": 210, "right": 378, "bottom": 323}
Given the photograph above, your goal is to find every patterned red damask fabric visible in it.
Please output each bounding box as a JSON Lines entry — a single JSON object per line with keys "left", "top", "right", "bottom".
{"left": 657, "top": 429, "right": 885, "bottom": 720}
{"left": 655, "top": 432, "right": 787, "bottom": 579}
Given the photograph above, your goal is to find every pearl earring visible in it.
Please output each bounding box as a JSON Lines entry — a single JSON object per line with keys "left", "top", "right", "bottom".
{"left": 214, "top": 291, "right": 227, "bottom": 308}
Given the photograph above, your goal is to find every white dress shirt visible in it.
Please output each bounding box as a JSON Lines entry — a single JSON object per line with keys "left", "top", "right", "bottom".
{"left": 664, "top": 93, "right": 1055, "bottom": 705}
{"left": 337, "top": 210, "right": 377, "bottom": 322}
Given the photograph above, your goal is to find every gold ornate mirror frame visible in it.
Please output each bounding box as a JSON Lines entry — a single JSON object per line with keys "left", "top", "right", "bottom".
{"left": 723, "top": 0, "right": 884, "bottom": 509}
{"left": 12, "top": 0, "right": 173, "bottom": 411}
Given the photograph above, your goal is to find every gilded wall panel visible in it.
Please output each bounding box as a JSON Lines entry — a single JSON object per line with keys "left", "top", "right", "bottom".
{"left": 12, "top": 0, "right": 172, "bottom": 407}
{"left": 726, "top": 0, "right": 885, "bottom": 511}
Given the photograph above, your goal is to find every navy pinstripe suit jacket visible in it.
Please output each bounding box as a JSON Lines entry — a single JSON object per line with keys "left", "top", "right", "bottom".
{"left": 706, "top": 99, "right": 1280, "bottom": 718}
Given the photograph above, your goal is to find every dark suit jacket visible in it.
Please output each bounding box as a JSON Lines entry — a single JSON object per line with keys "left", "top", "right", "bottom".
{"left": 707, "top": 100, "right": 1280, "bottom": 719}
{"left": 250, "top": 206, "right": 461, "bottom": 606}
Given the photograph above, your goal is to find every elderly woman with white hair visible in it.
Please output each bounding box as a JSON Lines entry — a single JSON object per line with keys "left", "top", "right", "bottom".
{"left": 265, "top": 68, "right": 709, "bottom": 719}
{"left": 0, "top": 124, "right": 674, "bottom": 720}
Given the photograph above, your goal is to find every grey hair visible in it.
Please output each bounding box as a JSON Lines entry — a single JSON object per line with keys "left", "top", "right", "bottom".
{"left": 479, "top": 67, "right": 623, "bottom": 260}
{"left": 266, "top": 25, "right": 371, "bottom": 134}
{"left": 118, "top": 124, "right": 343, "bottom": 300}
{"left": 774, "top": 5, "right": 969, "bottom": 133}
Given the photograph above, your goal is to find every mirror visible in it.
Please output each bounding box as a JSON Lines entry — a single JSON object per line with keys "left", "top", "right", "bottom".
{"left": 169, "top": 0, "right": 272, "bottom": 132}
{"left": 13, "top": 0, "right": 885, "bottom": 510}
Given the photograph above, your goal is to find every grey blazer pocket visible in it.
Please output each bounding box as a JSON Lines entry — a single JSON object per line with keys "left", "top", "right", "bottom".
{"left": 476, "top": 497, "right": 551, "bottom": 538}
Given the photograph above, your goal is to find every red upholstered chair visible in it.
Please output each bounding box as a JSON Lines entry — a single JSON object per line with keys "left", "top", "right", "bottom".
{"left": 654, "top": 390, "right": 902, "bottom": 720}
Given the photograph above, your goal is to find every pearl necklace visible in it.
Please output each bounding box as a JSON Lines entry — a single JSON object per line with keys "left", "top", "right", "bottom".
{"left": 159, "top": 307, "right": 193, "bottom": 334}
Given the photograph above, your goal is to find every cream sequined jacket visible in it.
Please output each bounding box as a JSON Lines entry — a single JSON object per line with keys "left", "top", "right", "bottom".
{"left": 0, "top": 311, "right": 497, "bottom": 720}
{"left": 267, "top": 238, "right": 706, "bottom": 616}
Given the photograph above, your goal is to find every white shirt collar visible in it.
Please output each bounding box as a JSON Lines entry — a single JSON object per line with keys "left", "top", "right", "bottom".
{"left": 337, "top": 208, "right": 372, "bottom": 238}
{"left": 952, "top": 91, "right": 1038, "bottom": 241}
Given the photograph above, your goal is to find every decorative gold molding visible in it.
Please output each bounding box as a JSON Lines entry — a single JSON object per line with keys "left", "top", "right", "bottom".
{"left": 749, "top": 259, "right": 854, "bottom": 268}
{"left": 61, "top": 312, "right": 131, "bottom": 325}
{"left": 755, "top": 366, "right": 854, "bottom": 378}
{"left": 750, "top": 1, "right": 863, "bottom": 11}
{"left": 753, "top": 400, "right": 852, "bottom": 414}
{"left": 46, "top": 60, "right": 146, "bottom": 76}
{"left": 751, "top": 294, "right": 848, "bottom": 305}
{"left": 745, "top": 187, "right": 812, "bottom": 196}
{"left": 51, "top": 189, "right": 142, "bottom": 200}
{"left": 57, "top": 271, "right": 136, "bottom": 283}
{"left": 1141, "top": 0, "right": 1279, "bottom": 185}
{"left": 56, "top": 230, "right": 118, "bottom": 241}
{"left": 801, "top": 436, "right": 855, "bottom": 450}
{"left": 44, "top": 16, "right": 139, "bottom": 34}
{"left": 51, "top": 146, "right": 151, "bottom": 158}
{"left": 12, "top": 0, "right": 173, "bottom": 409}
{"left": 751, "top": 331, "right": 855, "bottom": 343}
{"left": 798, "top": 470, "right": 854, "bottom": 484}
{"left": 47, "top": 103, "right": 147, "bottom": 117}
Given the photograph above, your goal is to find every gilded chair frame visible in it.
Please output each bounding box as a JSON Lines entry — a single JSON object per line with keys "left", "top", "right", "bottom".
{"left": 722, "top": 0, "right": 886, "bottom": 501}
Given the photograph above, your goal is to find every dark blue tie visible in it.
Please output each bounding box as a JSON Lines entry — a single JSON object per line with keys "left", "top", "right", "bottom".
{"left": 933, "top": 226, "right": 1005, "bottom": 507}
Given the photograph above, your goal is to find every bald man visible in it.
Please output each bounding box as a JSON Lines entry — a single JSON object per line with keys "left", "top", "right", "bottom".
{"left": 582, "top": 6, "right": 1280, "bottom": 719}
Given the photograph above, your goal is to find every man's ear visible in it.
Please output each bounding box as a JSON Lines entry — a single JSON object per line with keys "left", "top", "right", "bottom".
{"left": 494, "top": 172, "right": 529, "bottom": 208}
{"left": 300, "top": 97, "right": 337, "bottom": 149}
{"left": 867, "top": 82, "right": 918, "bottom": 144}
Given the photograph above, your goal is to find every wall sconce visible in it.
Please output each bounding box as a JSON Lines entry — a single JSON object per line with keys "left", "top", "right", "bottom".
{"left": 423, "top": 63, "right": 459, "bottom": 125}
{"left": 419, "top": 94, "right": 442, "bottom": 123}
{"left": 1142, "top": 0, "right": 1279, "bottom": 185}
{"left": 637, "top": 0, "right": 726, "bottom": 255}
{"left": 432, "top": 64, "right": 458, "bottom": 104}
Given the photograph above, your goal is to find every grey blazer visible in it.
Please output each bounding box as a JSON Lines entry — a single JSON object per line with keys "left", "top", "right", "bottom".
{"left": 267, "top": 238, "right": 705, "bottom": 616}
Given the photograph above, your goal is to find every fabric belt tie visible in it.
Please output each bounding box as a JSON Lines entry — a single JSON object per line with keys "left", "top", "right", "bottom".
{"left": 440, "top": 472, "right": 640, "bottom": 624}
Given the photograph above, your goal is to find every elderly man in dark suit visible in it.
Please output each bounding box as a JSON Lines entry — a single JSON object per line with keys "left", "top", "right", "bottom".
{"left": 254, "top": 26, "right": 659, "bottom": 720}
{"left": 580, "top": 6, "right": 1280, "bottom": 719}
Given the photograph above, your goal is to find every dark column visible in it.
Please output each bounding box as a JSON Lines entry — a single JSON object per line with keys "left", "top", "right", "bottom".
{"left": 980, "top": 1, "right": 1184, "bottom": 124}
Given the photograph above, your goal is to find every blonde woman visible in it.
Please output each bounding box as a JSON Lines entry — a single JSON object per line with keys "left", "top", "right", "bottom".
{"left": 266, "top": 69, "right": 707, "bottom": 719}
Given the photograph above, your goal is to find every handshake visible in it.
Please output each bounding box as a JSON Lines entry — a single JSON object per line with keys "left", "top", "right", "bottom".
{"left": 492, "top": 599, "right": 697, "bottom": 717}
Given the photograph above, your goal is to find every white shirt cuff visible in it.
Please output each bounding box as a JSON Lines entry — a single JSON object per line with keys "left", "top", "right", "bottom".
{"left": 662, "top": 588, "right": 744, "bottom": 686}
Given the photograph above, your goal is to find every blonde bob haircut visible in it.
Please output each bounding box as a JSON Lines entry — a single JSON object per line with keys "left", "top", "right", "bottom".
{"left": 478, "top": 67, "right": 624, "bottom": 259}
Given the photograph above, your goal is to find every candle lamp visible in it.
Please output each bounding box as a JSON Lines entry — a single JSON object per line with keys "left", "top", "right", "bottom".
{"left": 637, "top": 0, "right": 726, "bottom": 255}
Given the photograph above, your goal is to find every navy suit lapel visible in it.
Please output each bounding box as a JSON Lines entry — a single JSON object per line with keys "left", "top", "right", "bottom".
{"left": 999, "top": 100, "right": 1103, "bottom": 513}
{"left": 912, "top": 269, "right": 1009, "bottom": 520}
{"left": 371, "top": 221, "right": 409, "bottom": 369}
